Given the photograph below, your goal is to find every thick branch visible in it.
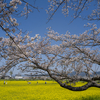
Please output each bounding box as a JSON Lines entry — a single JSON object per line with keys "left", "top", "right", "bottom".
{"left": 60, "top": 81, "right": 100, "bottom": 91}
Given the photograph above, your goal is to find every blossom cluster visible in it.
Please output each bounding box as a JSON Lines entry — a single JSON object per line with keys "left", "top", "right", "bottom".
{"left": 0, "top": 0, "right": 34, "bottom": 34}
{"left": 46, "top": 0, "right": 100, "bottom": 21}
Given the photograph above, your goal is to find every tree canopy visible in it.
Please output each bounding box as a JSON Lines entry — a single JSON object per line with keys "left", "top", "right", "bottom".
{"left": 0, "top": 0, "right": 100, "bottom": 91}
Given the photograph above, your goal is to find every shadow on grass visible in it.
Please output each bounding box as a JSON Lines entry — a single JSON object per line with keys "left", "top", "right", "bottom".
{"left": 75, "top": 96, "right": 100, "bottom": 100}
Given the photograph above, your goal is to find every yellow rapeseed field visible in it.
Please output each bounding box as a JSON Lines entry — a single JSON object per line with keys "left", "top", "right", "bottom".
{"left": 0, "top": 80, "right": 100, "bottom": 100}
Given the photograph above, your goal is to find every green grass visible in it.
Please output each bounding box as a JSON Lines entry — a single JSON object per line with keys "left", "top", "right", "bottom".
{"left": 0, "top": 80, "right": 100, "bottom": 100}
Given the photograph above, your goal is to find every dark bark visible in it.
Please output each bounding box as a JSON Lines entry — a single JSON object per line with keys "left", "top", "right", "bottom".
{"left": 47, "top": 69, "right": 100, "bottom": 91}
{"left": 60, "top": 81, "right": 100, "bottom": 91}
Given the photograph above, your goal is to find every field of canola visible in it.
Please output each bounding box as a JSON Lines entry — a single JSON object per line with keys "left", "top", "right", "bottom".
{"left": 0, "top": 80, "right": 100, "bottom": 100}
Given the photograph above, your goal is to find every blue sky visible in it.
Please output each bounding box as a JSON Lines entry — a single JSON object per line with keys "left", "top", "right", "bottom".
{"left": 1, "top": 0, "right": 100, "bottom": 75}
{"left": 1, "top": 0, "right": 100, "bottom": 38}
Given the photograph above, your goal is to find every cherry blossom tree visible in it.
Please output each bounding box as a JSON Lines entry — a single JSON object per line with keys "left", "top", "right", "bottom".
{"left": 0, "top": 0, "right": 40, "bottom": 78}
{"left": 0, "top": 25, "right": 100, "bottom": 90}
{"left": 46, "top": 23, "right": 100, "bottom": 91}
{"left": 0, "top": 0, "right": 39, "bottom": 34}
{"left": 0, "top": 0, "right": 100, "bottom": 91}
{"left": 46, "top": 0, "right": 100, "bottom": 23}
